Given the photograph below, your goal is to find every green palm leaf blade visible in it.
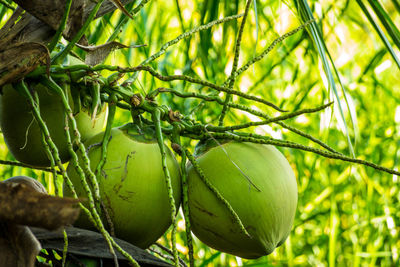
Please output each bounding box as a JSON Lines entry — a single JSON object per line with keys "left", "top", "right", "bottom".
{"left": 368, "top": 0, "right": 400, "bottom": 49}
{"left": 357, "top": 0, "right": 400, "bottom": 70}
{"left": 291, "top": 0, "right": 356, "bottom": 157}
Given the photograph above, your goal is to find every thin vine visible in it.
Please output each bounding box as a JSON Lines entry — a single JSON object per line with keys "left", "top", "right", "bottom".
{"left": 185, "top": 149, "right": 250, "bottom": 237}
{"left": 170, "top": 124, "right": 194, "bottom": 267}
{"left": 152, "top": 108, "right": 179, "bottom": 266}
{"left": 219, "top": 0, "right": 253, "bottom": 126}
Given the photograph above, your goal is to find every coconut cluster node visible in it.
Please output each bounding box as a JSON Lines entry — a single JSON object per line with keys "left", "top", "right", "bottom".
{"left": 0, "top": 54, "right": 299, "bottom": 259}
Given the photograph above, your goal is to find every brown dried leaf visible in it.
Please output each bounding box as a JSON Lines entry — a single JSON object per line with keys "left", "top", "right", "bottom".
{"left": 0, "top": 42, "right": 50, "bottom": 87}
{"left": 12, "top": 0, "right": 136, "bottom": 42}
{"left": 13, "top": 0, "right": 87, "bottom": 41}
{"left": 0, "top": 182, "right": 80, "bottom": 230}
{"left": 0, "top": 223, "right": 41, "bottom": 267}
{"left": 108, "top": 0, "right": 134, "bottom": 19}
{"left": 76, "top": 41, "right": 146, "bottom": 66}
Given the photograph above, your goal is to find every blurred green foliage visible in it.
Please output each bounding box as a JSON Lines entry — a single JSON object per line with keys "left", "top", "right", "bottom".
{"left": 1, "top": 0, "right": 400, "bottom": 266}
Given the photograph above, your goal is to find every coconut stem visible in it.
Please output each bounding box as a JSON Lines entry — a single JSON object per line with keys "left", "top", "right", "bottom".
{"left": 40, "top": 77, "right": 139, "bottom": 267}
{"left": 95, "top": 94, "right": 116, "bottom": 178}
{"left": 209, "top": 102, "right": 332, "bottom": 132}
{"left": 146, "top": 88, "right": 338, "bottom": 154}
{"left": 221, "top": 19, "right": 315, "bottom": 88}
{"left": 207, "top": 132, "right": 400, "bottom": 176}
{"left": 62, "top": 228, "right": 68, "bottom": 267}
{"left": 152, "top": 108, "right": 179, "bottom": 267}
{"left": 29, "top": 64, "right": 283, "bottom": 112}
{"left": 60, "top": 100, "right": 120, "bottom": 266}
{"left": 41, "top": 133, "right": 60, "bottom": 195}
{"left": 148, "top": 87, "right": 283, "bottom": 119}
{"left": 179, "top": 102, "right": 331, "bottom": 134}
{"left": 41, "top": 77, "right": 102, "bottom": 204}
{"left": 185, "top": 149, "right": 251, "bottom": 238}
{"left": 0, "top": 160, "right": 61, "bottom": 174}
{"left": 14, "top": 81, "right": 73, "bottom": 194}
{"left": 28, "top": 89, "right": 60, "bottom": 194}
{"left": 29, "top": 90, "right": 60, "bottom": 195}
{"left": 34, "top": 91, "right": 59, "bottom": 196}
{"left": 14, "top": 81, "right": 100, "bottom": 232}
{"left": 274, "top": 120, "right": 339, "bottom": 153}
{"left": 95, "top": 93, "right": 117, "bottom": 236}
{"left": 179, "top": 149, "right": 195, "bottom": 267}
{"left": 219, "top": 0, "right": 253, "bottom": 126}
{"left": 170, "top": 125, "right": 194, "bottom": 267}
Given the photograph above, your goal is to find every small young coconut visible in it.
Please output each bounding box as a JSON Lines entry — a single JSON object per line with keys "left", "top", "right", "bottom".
{"left": 187, "top": 141, "right": 298, "bottom": 259}
{"left": 65, "top": 123, "right": 181, "bottom": 249}
{"left": 0, "top": 83, "right": 107, "bottom": 167}
{"left": 0, "top": 54, "right": 107, "bottom": 167}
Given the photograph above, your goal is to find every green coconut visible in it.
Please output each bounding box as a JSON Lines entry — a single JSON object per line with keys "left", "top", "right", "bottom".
{"left": 0, "top": 83, "right": 107, "bottom": 167}
{"left": 187, "top": 141, "right": 298, "bottom": 259}
{"left": 65, "top": 123, "right": 181, "bottom": 249}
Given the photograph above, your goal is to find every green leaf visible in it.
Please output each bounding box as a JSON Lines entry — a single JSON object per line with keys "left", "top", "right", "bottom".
{"left": 356, "top": 0, "right": 400, "bottom": 70}
{"left": 293, "top": 0, "right": 356, "bottom": 157}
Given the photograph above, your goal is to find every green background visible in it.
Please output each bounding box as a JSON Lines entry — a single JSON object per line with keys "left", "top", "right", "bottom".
{"left": 1, "top": 0, "right": 400, "bottom": 266}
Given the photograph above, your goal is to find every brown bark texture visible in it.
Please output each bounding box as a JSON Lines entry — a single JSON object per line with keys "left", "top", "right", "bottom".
{"left": 0, "top": 0, "right": 135, "bottom": 87}
{"left": 0, "top": 223, "right": 41, "bottom": 267}
{"left": 0, "top": 181, "right": 80, "bottom": 230}
{"left": 0, "top": 176, "right": 81, "bottom": 267}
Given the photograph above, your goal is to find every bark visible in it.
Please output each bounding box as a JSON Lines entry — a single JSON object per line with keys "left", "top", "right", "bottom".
{"left": 12, "top": 0, "right": 136, "bottom": 42}
{"left": 0, "top": 223, "right": 41, "bottom": 267}
{"left": 0, "top": 177, "right": 80, "bottom": 267}
{"left": 0, "top": 181, "right": 80, "bottom": 230}
{"left": 0, "top": 0, "right": 136, "bottom": 86}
